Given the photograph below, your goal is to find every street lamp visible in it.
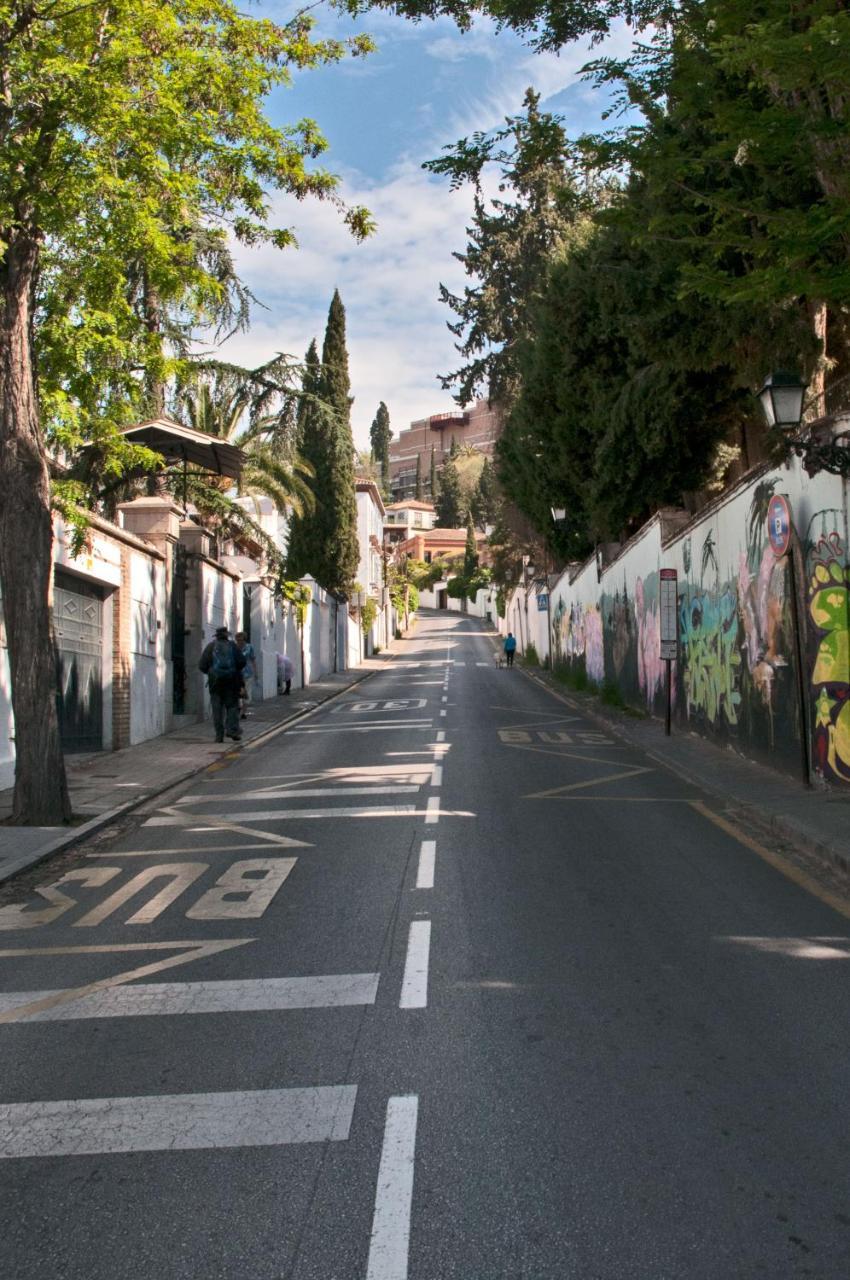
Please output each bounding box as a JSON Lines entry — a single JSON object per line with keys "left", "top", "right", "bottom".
{"left": 550, "top": 506, "right": 566, "bottom": 523}
{"left": 757, "top": 370, "right": 850, "bottom": 476}
{"left": 758, "top": 371, "right": 807, "bottom": 431}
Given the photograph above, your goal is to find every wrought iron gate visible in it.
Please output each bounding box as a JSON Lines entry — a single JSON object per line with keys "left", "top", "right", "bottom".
{"left": 53, "top": 570, "right": 104, "bottom": 752}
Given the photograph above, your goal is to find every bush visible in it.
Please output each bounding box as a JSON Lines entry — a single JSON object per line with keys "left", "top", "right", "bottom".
{"left": 522, "top": 642, "right": 540, "bottom": 666}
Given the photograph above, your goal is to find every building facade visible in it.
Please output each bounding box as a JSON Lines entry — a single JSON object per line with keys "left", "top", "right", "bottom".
{"left": 388, "top": 400, "right": 503, "bottom": 501}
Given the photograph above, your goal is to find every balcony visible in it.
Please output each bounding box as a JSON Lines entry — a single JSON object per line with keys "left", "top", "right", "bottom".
{"left": 429, "top": 411, "right": 469, "bottom": 430}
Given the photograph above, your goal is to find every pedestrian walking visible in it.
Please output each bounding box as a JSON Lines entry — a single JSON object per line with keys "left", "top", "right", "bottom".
{"left": 504, "top": 632, "right": 517, "bottom": 667}
{"left": 277, "top": 652, "right": 294, "bottom": 695}
{"left": 235, "top": 630, "right": 256, "bottom": 719}
{"left": 199, "top": 626, "right": 246, "bottom": 742}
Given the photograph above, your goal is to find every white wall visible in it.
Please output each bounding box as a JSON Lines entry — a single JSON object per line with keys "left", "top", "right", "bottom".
{"left": 129, "top": 550, "right": 166, "bottom": 745}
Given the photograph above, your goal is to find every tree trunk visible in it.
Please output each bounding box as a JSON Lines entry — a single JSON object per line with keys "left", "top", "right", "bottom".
{"left": 0, "top": 232, "right": 71, "bottom": 824}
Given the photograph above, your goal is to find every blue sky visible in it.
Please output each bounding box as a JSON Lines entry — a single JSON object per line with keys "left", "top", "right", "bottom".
{"left": 219, "top": 4, "right": 635, "bottom": 450}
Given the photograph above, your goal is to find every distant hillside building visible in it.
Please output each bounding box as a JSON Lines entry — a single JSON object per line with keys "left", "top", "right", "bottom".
{"left": 388, "top": 400, "right": 503, "bottom": 501}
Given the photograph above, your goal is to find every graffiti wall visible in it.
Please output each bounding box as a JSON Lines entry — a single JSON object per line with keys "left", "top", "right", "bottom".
{"left": 540, "top": 460, "right": 850, "bottom": 783}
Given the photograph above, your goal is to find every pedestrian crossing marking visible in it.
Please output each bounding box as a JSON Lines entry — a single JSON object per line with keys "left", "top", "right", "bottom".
{"left": 0, "top": 973, "right": 379, "bottom": 1021}
{"left": 0, "top": 939, "right": 252, "bottom": 1026}
{"left": 0, "top": 1085, "right": 357, "bottom": 1158}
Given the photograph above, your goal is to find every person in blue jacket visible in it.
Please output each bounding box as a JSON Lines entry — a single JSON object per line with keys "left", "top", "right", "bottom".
{"left": 504, "top": 632, "right": 517, "bottom": 667}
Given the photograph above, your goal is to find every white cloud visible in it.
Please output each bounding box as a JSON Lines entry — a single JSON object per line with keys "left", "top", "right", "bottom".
{"left": 215, "top": 159, "right": 477, "bottom": 450}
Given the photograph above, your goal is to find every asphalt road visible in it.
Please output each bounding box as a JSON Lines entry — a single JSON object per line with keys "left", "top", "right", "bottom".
{"left": 2, "top": 610, "right": 850, "bottom": 1279}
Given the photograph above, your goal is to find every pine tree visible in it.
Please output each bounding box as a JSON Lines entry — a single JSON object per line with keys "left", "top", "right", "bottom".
{"left": 435, "top": 458, "right": 464, "bottom": 527}
{"left": 415, "top": 454, "right": 424, "bottom": 499}
{"left": 370, "top": 401, "right": 392, "bottom": 495}
{"left": 287, "top": 291, "right": 359, "bottom": 593}
{"left": 430, "top": 445, "right": 438, "bottom": 499}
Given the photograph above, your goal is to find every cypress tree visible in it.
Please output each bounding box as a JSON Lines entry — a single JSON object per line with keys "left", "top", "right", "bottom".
{"left": 415, "top": 453, "right": 423, "bottom": 499}
{"left": 435, "top": 458, "right": 464, "bottom": 527}
{"left": 429, "top": 445, "right": 437, "bottom": 499}
{"left": 472, "top": 455, "right": 500, "bottom": 527}
{"left": 286, "top": 291, "right": 359, "bottom": 593}
{"left": 370, "top": 400, "right": 392, "bottom": 496}
{"left": 463, "top": 514, "right": 478, "bottom": 578}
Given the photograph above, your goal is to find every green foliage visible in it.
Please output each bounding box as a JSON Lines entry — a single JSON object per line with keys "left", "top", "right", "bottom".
{"left": 434, "top": 458, "right": 465, "bottom": 527}
{"left": 280, "top": 580, "right": 312, "bottom": 628}
{"left": 4, "top": 0, "right": 376, "bottom": 463}
{"left": 471, "top": 456, "right": 500, "bottom": 528}
{"left": 345, "top": 0, "right": 657, "bottom": 53}
{"left": 424, "top": 90, "right": 587, "bottom": 406}
{"left": 286, "top": 290, "right": 359, "bottom": 593}
{"left": 360, "top": 596, "right": 379, "bottom": 634}
{"left": 415, "top": 453, "right": 424, "bottom": 500}
{"left": 429, "top": 446, "right": 438, "bottom": 499}
{"left": 370, "top": 401, "right": 392, "bottom": 495}
{"left": 463, "top": 515, "right": 478, "bottom": 578}
{"left": 522, "top": 642, "right": 540, "bottom": 666}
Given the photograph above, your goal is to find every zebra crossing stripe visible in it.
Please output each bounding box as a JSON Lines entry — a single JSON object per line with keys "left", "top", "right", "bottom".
{"left": 0, "top": 1085, "right": 357, "bottom": 1158}
{"left": 0, "top": 974, "right": 380, "bottom": 1022}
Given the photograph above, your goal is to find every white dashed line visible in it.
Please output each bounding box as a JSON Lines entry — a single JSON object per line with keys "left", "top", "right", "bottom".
{"left": 436, "top": 731, "right": 446, "bottom": 743}
{"left": 415, "top": 841, "right": 436, "bottom": 890}
{"left": 400, "top": 921, "right": 431, "bottom": 1009}
{"left": 366, "top": 1095, "right": 419, "bottom": 1280}
{"left": 425, "top": 796, "right": 440, "bottom": 825}
{"left": 430, "top": 765, "right": 442, "bottom": 789}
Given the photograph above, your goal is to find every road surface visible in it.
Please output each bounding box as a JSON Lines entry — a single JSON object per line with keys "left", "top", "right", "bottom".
{"left": 2, "top": 611, "right": 850, "bottom": 1278}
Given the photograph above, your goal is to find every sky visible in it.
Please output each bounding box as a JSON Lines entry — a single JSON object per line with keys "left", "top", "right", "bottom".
{"left": 217, "top": 3, "right": 636, "bottom": 451}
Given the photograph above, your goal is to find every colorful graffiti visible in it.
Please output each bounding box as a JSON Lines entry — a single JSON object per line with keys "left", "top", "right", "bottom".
{"left": 635, "top": 576, "right": 665, "bottom": 705}
{"left": 737, "top": 545, "right": 789, "bottom": 704}
{"left": 679, "top": 584, "right": 741, "bottom": 724}
{"left": 807, "top": 528, "right": 850, "bottom": 782}
{"left": 553, "top": 600, "right": 604, "bottom": 683}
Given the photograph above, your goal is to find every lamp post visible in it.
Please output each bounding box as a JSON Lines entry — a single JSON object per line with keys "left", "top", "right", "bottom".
{"left": 757, "top": 370, "right": 850, "bottom": 476}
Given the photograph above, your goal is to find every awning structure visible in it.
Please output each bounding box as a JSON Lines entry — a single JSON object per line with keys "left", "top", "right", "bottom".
{"left": 121, "top": 418, "right": 244, "bottom": 480}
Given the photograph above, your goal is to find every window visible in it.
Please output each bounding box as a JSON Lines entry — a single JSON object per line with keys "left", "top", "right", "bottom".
{"left": 424, "top": 551, "right": 432, "bottom": 564}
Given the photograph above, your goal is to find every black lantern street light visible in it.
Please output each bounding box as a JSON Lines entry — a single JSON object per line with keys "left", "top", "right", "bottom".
{"left": 550, "top": 506, "right": 566, "bottom": 523}
{"left": 757, "top": 371, "right": 807, "bottom": 432}
{"left": 758, "top": 370, "right": 850, "bottom": 477}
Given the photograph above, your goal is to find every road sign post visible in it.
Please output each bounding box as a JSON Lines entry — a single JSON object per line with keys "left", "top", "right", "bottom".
{"left": 659, "top": 569, "right": 678, "bottom": 736}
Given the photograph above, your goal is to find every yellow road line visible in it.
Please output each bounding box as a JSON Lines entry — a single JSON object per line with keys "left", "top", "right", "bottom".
{"left": 690, "top": 800, "right": 850, "bottom": 922}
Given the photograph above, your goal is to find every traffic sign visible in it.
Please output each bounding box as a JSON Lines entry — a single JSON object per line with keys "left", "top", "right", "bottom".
{"left": 767, "top": 494, "right": 792, "bottom": 557}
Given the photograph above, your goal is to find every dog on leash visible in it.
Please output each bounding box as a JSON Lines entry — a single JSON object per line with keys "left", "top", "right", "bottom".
{"left": 493, "top": 651, "right": 504, "bottom": 668}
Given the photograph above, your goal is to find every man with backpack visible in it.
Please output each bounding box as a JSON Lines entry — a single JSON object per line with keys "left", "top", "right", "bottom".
{"left": 199, "top": 625, "right": 247, "bottom": 743}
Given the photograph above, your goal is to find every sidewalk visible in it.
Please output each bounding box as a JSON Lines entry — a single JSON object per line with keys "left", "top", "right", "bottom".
{"left": 518, "top": 660, "right": 850, "bottom": 874}
{"left": 0, "top": 649, "right": 397, "bottom": 886}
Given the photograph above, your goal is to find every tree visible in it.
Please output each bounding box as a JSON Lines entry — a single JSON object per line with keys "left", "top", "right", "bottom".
{"left": 430, "top": 446, "right": 438, "bottom": 499}
{"left": 472, "top": 456, "right": 500, "bottom": 528}
{"left": 414, "top": 454, "right": 424, "bottom": 500}
{"left": 295, "top": 341, "right": 322, "bottom": 456}
{"left": 425, "top": 89, "right": 584, "bottom": 407}
{"left": 348, "top": 0, "right": 659, "bottom": 53}
{"left": 370, "top": 401, "right": 392, "bottom": 495}
{"left": 463, "top": 515, "right": 479, "bottom": 578}
{"left": 0, "top": 1, "right": 374, "bottom": 824}
{"left": 435, "top": 458, "right": 465, "bottom": 527}
{"left": 287, "top": 290, "right": 359, "bottom": 594}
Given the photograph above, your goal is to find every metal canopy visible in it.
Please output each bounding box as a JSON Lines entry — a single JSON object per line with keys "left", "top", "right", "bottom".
{"left": 121, "top": 418, "right": 245, "bottom": 480}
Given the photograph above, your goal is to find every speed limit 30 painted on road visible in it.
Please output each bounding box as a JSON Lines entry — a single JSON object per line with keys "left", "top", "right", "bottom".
{"left": 767, "top": 494, "right": 792, "bottom": 557}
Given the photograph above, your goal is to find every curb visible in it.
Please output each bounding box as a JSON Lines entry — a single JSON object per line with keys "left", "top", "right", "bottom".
{"left": 0, "top": 656, "right": 393, "bottom": 888}
{"left": 517, "top": 662, "right": 850, "bottom": 877}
